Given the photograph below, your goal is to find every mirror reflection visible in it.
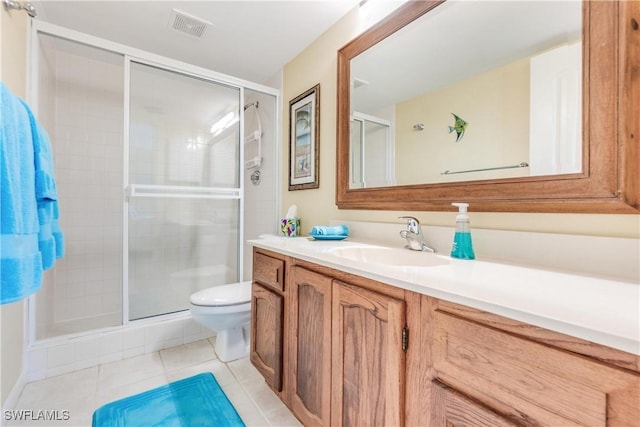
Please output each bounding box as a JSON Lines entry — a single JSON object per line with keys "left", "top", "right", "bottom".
{"left": 349, "top": 1, "right": 582, "bottom": 189}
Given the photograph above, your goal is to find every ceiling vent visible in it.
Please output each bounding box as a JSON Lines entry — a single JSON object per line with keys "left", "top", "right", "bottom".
{"left": 168, "top": 9, "right": 211, "bottom": 39}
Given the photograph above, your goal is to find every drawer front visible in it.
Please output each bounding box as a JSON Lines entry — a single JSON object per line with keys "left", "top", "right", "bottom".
{"left": 253, "top": 251, "right": 285, "bottom": 292}
{"left": 434, "top": 310, "right": 639, "bottom": 427}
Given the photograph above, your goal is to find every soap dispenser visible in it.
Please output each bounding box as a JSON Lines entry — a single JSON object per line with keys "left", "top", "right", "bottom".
{"left": 450, "top": 202, "right": 475, "bottom": 260}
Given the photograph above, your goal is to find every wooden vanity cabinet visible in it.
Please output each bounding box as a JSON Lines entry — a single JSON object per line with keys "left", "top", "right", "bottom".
{"left": 250, "top": 250, "right": 286, "bottom": 394}
{"left": 251, "top": 249, "right": 411, "bottom": 426}
{"left": 251, "top": 249, "right": 640, "bottom": 427}
{"left": 287, "top": 263, "right": 408, "bottom": 427}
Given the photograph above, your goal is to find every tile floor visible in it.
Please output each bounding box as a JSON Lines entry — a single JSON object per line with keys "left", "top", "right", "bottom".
{"left": 5, "top": 338, "right": 302, "bottom": 427}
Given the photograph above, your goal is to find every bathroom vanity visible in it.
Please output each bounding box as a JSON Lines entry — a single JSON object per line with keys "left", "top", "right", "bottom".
{"left": 248, "top": 0, "right": 640, "bottom": 423}
{"left": 248, "top": 237, "right": 639, "bottom": 427}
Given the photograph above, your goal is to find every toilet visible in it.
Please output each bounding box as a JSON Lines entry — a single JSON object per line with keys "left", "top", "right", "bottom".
{"left": 189, "top": 281, "right": 252, "bottom": 362}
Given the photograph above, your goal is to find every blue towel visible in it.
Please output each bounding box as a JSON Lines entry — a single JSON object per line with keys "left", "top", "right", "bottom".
{"left": 1, "top": 82, "right": 63, "bottom": 304}
{"left": 20, "top": 99, "right": 64, "bottom": 269}
{"left": 310, "top": 225, "right": 349, "bottom": 236}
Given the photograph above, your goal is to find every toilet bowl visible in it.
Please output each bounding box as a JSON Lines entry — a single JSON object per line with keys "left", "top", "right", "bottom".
{"left": 189, "top": 281, "right": 252, "bottom": 362}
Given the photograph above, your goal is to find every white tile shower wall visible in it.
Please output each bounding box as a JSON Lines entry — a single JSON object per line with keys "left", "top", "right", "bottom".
{"left": 36, "top": 45, "right": 124, "bottom": 339}
{"left": 243, "top": 91, "right": 278, "bottom": 281}
{"left": 26, "top": 317, "right": 215, "bottom": 382}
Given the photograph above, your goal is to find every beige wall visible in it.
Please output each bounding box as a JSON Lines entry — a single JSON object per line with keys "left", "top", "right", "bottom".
{"left": 0, "top": 7, "right": 28, "bottom": 406}
{"left": 282, "top": 6, "right": 639, "bottom": 239}
{"left": 396, "top": 58, "right": 530, "bottom": 184}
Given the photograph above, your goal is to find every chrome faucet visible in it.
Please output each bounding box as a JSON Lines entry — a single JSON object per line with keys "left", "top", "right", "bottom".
{"left": 398, "top": 216, "right": 436, "bottom": 253}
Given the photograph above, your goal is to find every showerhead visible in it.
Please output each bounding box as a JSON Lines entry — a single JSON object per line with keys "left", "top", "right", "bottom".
{"left": 243, "top": 101, "right": 259, "bottom": 111}
{"left": 23, "top": 1, "right": 36, "bottom": 17}
{"left": 2, "top": 0, "right": 37, "bottom": 17}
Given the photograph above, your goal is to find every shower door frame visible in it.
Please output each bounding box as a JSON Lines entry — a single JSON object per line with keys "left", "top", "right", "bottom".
{"left": 27, "top": 20, "right": 281, "bottom": 344}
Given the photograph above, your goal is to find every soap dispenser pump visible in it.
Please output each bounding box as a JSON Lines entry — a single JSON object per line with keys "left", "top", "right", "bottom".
{"left": 451, "top": 202, "right": 475, "bottom": 260}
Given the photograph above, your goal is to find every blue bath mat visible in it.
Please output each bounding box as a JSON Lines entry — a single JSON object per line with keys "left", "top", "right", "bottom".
{"left": 92, "top": 372, "right": 245, "bottom": 427}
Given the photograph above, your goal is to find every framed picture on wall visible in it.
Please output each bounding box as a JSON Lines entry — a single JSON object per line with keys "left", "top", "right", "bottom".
{"left": 289, "top": 84, "right": 320, "bottom": 190}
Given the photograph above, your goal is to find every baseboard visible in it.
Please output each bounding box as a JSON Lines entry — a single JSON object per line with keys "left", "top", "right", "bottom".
{"left": 1, "top": 368, "right": 27, "bottom": 414}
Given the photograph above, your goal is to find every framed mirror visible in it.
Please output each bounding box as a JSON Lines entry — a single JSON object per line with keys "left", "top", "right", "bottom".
{"left": 336, "top": 0, "right": 639, "bottom": 213}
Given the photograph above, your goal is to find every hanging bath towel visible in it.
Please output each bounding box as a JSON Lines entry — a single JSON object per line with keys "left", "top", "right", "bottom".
{"left": 0, "top": 82, "right": 64, "bottom": 304}
{"left": 20, "top": 98, "right": 65, "bottom": 269}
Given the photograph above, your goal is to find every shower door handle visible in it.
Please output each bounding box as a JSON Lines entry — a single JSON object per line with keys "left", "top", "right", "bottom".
{"left": 126, "top": 184, "right": 240, "bottom": 199}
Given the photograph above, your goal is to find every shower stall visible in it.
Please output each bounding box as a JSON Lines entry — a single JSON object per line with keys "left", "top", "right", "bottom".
{"left": 31, "top": 24, "right": 278, "bottom": 343}
{"left": 350, "top": 111, "right": 394, "bottom": 188}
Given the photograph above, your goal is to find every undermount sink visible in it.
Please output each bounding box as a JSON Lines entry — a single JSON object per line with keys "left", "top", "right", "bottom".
{"left": 329, "top": 246, "right": 450, "bottom": 267}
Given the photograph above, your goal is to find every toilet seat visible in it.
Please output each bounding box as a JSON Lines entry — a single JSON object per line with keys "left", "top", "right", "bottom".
{"left": 190, "top": 281, "right": 251, "bottom": 307}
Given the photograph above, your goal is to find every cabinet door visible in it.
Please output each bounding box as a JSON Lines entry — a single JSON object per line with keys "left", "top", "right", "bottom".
{"left": 431, "top": 380, "right": 521, "bottom": 427}
{"left": 250, "top": 282, "right": 283, "bottom": 392}
{"left": 331, "top": 281, "right": 406, "bottom": 427}
{"left": 289, "top": 266, "right": 332, "bottom": 427}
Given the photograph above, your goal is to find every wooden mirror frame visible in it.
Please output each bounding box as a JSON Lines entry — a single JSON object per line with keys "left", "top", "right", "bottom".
{"left": 336, "top": 0, "right": 639, "bottom": 213}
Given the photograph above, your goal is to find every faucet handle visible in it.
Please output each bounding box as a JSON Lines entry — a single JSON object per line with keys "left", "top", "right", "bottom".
{"left": 398, "top": 216, "right": 420, "bottom": 233}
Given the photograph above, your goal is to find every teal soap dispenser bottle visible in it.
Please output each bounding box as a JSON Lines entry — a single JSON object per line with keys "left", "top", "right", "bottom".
{"left": 450, "top": 202, "right": 475, "bottom": 260}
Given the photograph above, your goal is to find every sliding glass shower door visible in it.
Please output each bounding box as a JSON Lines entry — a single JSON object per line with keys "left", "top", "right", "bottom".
{"left": 34, "top": 34, "right": 125, "bottom": 339}
{"left": 127, "top": 61, "right": 241, "bottom": 320}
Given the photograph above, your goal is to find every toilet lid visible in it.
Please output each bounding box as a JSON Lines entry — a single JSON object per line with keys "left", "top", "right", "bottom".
{"left": 190, "top": 281, "right": 252, "bottom": 307}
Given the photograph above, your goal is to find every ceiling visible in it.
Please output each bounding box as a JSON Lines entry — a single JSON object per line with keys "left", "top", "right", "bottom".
{"left": 31, "top": 0, "right": 360, "bottom": 85}
{"left": 351, "top": 0, "right": 583, "bottom": 114}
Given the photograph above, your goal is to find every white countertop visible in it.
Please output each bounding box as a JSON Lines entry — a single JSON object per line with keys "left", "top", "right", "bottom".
{"left": 249, "top": 236, "right": 640, "bottom": 356}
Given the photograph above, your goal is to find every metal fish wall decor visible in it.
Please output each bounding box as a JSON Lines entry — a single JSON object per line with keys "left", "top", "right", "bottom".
{"left": 448, "top": 113, "right": 468, "bottom": 142}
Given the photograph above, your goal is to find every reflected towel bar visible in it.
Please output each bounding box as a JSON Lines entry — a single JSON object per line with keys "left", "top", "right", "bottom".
{"left": 441, "top": 162, "right": 529, "bottom": 175}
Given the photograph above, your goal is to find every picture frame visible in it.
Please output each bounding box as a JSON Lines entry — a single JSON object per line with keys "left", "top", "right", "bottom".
{"left": 289, "top": 84, "right": 320, "bottom": 190}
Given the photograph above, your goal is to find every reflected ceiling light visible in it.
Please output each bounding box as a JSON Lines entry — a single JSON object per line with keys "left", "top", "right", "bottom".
{"left": 186, "top": 136, "right": 204, "bottom": 151}
{"left": 209, "top": 111, "right": 238, "bottom": 136}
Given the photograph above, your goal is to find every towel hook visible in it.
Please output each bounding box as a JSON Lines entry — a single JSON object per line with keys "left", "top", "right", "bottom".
{"left": 3, "top": 0, "right": 37, "bottom": 17}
